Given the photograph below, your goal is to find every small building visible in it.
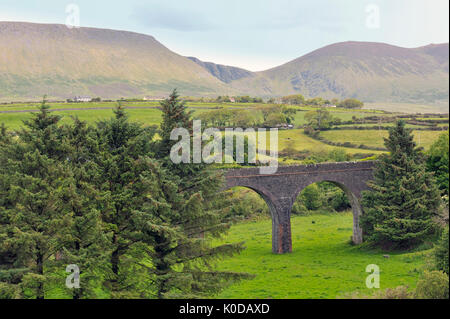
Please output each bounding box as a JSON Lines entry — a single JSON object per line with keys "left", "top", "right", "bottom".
{"left": 323, "top": 104, "right": 337, "bottom": 108}
{"left": 73, "top": 96, "right": 92, "bottom": 102}
{"left": 229, "top": 97, "right": 236, "bottom": 103}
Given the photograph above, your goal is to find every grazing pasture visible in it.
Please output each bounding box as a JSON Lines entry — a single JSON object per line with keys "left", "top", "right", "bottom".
{"left": 214, "top": 212, "right": 429, "bottom": 299}
{"left": 320, "top": 129, "right": 444, "bottom": 151}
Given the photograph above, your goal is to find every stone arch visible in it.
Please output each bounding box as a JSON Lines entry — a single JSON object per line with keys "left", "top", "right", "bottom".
{"left": 291, "top": 179, "right": 364, "bottom": 244}
{"left": 327, "top": 181, "right": 363, "bottom": 244}
{"left": 224, "top": 161, "right": 375, "bottom": 253}
{"left": 223, "top": 182, "right": 292, "bottom": 254}
{"left": 225, "top": 185, "right": 276, "bottom": 218}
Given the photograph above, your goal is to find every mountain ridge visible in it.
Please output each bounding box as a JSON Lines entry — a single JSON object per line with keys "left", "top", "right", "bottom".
{"left": 0, "top": 21, "right": 233, "bottom": 100}
{"left": 225, "top": 41, "right": 448, "bottom": 103}
{"left": 0, "top": 21, "right": 448, "bottom": 105}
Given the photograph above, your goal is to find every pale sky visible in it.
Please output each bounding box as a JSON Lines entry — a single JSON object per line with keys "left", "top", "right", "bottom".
{"left": 1, "top": 0, "right": 449, "bottom": 71}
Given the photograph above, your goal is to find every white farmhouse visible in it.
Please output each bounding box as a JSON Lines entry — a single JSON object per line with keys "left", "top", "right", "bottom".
{"left": 73, "top": 96, "right": 92, "bottom": 102}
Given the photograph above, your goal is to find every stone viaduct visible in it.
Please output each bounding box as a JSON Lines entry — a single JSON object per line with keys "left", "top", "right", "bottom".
{"left": 224, "top": 161, "right": 375, "bottom": 254}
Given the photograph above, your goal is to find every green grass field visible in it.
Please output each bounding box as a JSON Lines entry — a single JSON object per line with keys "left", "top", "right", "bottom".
{"left": 1, "top": 102, "right": 446, "bottom": 159}
{"left": 214, "top": 212, "right": 430, "bottom": 299}
{"left": 320, "top": 129, "right": 444, "bottom": 151}
{"left": 0, "top": 108, "right": 163, "bottom": 129}
{"left": 277, "top": 129, "right": 385, "bottom": 155}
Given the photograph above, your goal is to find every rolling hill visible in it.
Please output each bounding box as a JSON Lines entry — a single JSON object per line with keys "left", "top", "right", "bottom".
{"left": 0, "top": 22, "right": 448, "bottom": 107}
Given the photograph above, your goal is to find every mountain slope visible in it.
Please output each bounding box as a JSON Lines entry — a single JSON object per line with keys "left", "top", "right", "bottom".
{"left": 230, "top": 41, "right": 449, "bottom": 103}
{"left": 415, "top": 43, "right": 449, "bottom": 70}
{"left": 0, "top": 22, "right": 232, "bottom": 100}
{"left": 187, "top": 57, "right": 254, "bottom": 83}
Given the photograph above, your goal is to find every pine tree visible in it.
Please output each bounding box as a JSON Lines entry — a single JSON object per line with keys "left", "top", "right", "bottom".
{"left": 148, "top": 89, "right": 248, "bottom": 298}
{"left": 94, "top": 104, "right": 163, "bottom": 297}
{"left": 360, "top": 120, "right": 441, "bottom": 249}
{"left": 57, "top": 117, "right": 110, "bottom": 299}
{"left": 0, "top": 123, "right": 27, "bottom": 298}
{"left": 0, "top": 99, "right": 73, "bottom": 298}
{"left": 157, "top": 88, "right": 192, "bottom": 159}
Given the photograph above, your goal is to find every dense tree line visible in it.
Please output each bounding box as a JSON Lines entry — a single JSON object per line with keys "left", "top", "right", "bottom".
{"left": 0, "top": 91, "right": 248, "bottom": 299}
{"left": 281, "top": 94, "right": 363, "bottom": 108}
{"left": 197, "top": 105, "right": 296, "bottom": 128}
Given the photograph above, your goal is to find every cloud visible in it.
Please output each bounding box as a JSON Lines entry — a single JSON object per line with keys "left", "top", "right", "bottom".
{"left": 130, "top": 4, "right": 215, "bottom": 31}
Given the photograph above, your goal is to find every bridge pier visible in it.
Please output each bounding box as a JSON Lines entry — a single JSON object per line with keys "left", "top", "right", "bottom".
{"left": 271, "top": 198, "right": 293, "bottom": 254}
{"left": 346, "top": 191, "right": 363, "bottom": 244}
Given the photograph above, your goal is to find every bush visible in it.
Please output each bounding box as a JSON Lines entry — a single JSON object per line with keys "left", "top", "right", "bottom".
{"left": 300, "top": 184, "right": 323, "bottom": 210}
{"left": 434, "top": 228, "right": 449, "bottom": 274}
{"left": 291, "top": 202, "right": 309, "bottom": 215}
{"left": 329, "top": 190, "right": 351, "bottom": 211}
{"left": 328, "top": 149, "right": 350, "bottom": 162}
{"left": 228, "top": 189, "right": 269, "bottom": 219}
{"left": 303, "top": 126, "right": 318, "bottom": 137}
{"left": 414, "top": 271, "right": 449, "bottom": 299}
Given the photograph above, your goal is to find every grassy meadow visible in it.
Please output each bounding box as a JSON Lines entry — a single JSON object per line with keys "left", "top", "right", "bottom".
{"left": 214, "top": 212, "right": 429, "bottom": 299}
{"left": 320, "top": 129, "right": 444, "bottom": 151}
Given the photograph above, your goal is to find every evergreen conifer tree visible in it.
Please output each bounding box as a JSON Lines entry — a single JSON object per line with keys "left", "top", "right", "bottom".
{"left": 94, "top": 104, "right": 163, "bottom": 297}
{"left": 58, "top": 117, "right": 110, "bottom": 299}
{"left": 360, "top": 120, "right": 441, "bottom": 249}
{"left": 0, "top": 99, "right": 73, "bottom": 298}
{"left": 148, "top": 89, "right": 248, "bottom": 298}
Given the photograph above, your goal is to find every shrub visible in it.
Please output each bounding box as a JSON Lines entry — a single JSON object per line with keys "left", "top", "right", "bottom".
{"left": 328, "top": 149, "right": 350, "bottom": 162}
{"left": 291, "top": 202, "right": 309, "bottom": 215}
{"left": 228, "top": 189, "right": 269, "bottom": 219}
{"left": 300, "top": 184, "right": 323, "bottom": 210}
{"left": 414, "top": 271, "right": 449, "bottom": 299}
{"left": 330, "top": 190, "right": 351, "bottom": 211}
{"left": 303, "top": 126, "right": 318, "bottom": 137}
